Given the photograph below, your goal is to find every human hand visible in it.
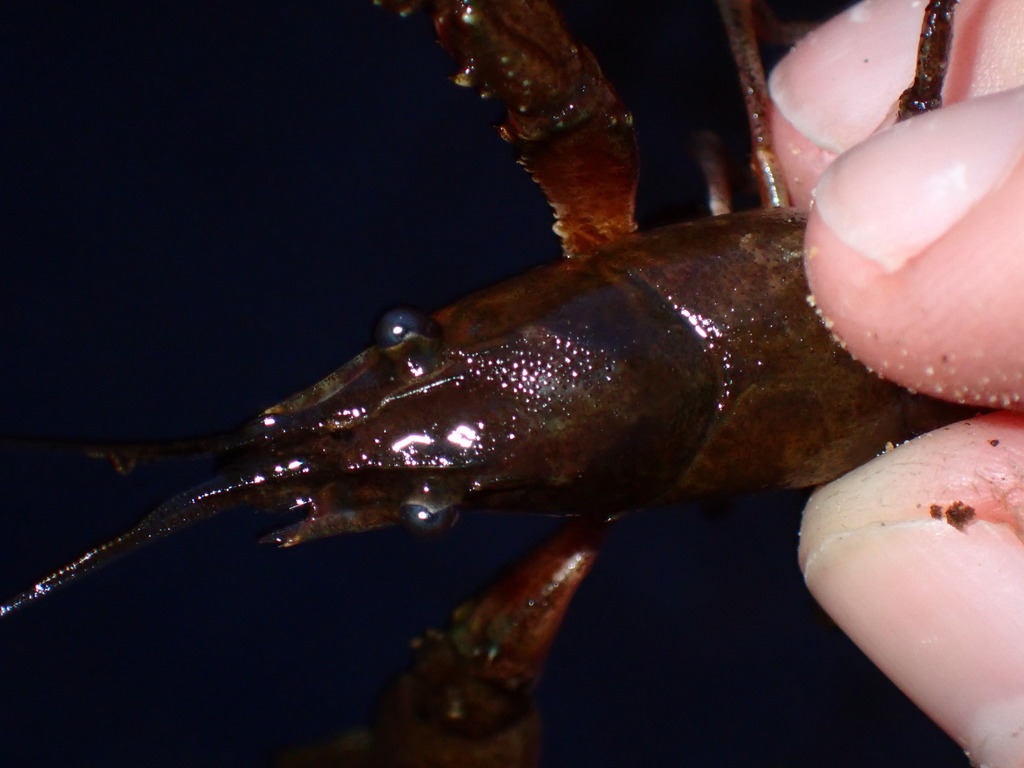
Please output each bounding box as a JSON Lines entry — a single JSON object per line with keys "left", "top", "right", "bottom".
{"left": 768, "top": 1, "right": 1024, "bottom": 765}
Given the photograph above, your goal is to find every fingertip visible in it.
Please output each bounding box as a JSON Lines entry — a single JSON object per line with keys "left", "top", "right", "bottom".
{"left": 800, "top": 414, "right": 1024, "bottom": 768}
{"left": 768, "top": 0, "right": 920, "bottom": 156}
{"left": 812, "top": 91, "right": 1024, "bottom": 273}
{"left": 804, "top": 92, "right": 1024, "bottom": 408}
{"left": 769, "top": 0, "right": 1024, "bottom": 208}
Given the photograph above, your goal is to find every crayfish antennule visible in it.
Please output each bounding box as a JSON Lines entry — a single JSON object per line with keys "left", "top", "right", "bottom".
{"left": 0, "top": 528, "right": 150, "bottom": 619}
{"left": 0, "top": 475, "right": 244, "bottom": 619}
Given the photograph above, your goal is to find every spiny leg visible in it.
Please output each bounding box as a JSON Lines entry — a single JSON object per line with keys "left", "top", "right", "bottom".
{"left": 378, "top": 0, "right": 638, "bottom": 256}
{"left": 715, "top": 0, "right": 793, "bottom": 209}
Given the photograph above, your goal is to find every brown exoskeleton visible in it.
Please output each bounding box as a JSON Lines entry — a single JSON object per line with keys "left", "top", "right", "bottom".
{"left": 0, "top": 1, "right": 972, "bottom": 766}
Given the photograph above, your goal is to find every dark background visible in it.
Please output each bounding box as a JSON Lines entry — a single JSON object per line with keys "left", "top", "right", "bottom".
{"left": 0, "top": 1, "right": 966, "bottom": 767}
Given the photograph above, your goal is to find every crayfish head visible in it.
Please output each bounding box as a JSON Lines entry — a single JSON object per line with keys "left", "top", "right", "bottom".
{"left": 240, "top": 294, "right": 696, "bottom": 546}
{"left": 241, "top": 252, "right": 716, "bottom": 547}
{"left": 2, "top": 253, "right": 714, "bottom": 616}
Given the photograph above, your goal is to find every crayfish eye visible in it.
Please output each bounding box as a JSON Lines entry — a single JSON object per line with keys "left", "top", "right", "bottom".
{"left": 399, "top": 502, "right": 459, "bottom": 538}
{"left": 374, "top": 306, "right": 439, "bottom": 350}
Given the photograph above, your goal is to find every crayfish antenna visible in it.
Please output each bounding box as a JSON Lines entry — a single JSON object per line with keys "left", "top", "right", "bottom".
{"left": 0, "top": 433, "right": 238, "bottom": 474}
{"left": 0, "top": 473, "right": 247, "bottom": 618}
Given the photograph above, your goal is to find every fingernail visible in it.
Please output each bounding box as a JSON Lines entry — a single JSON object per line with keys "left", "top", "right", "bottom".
{"left": 769, "top": 0, "right": 922, "bottom": 154}
{"left": 814, "top": 89, "right": 1024, "bottom": 272}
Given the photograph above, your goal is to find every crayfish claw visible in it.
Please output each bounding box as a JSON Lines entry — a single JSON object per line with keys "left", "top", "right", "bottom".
{"left": 310, "top": 516, "right": 610, "bottom": 767}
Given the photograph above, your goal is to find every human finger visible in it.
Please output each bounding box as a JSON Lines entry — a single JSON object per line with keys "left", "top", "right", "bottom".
{"left": 800, "top": 412, "right": 1024, "bottom": 768}
{"left": 804, "top": 88, "right": 1024, "bottom": 409}
{"left": 768, "top": 0, "right": 1024, "bottom": 207}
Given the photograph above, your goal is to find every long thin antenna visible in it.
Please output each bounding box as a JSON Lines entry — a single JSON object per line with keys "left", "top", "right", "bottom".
{"left": 0, "top": 474, "right": 244, "bottom": 618}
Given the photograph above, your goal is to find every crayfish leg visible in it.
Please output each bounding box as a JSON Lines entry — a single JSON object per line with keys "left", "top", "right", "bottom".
{"left": 378, "top": 0, "right": 639, "bottom": 256}
{"left": 689, "top": 130, "right": 738, "bottom": 216}
{"left": 897, "top": 0, "right": 959, "bottom": 119}
{"left": 715, "top": 0, "right": 794, "bottom": 208}
{"left": 279, "top": 516, "right": 609, "bottom": 768}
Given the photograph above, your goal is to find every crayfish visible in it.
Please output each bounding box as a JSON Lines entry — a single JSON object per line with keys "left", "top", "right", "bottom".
{"left": 0, "top": 0, "right": 1005, "bottom": 766}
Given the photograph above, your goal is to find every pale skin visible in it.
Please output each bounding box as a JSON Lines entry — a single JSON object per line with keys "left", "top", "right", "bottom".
{"left": 767, "top": 0, "right": 1024, "bottom": 765}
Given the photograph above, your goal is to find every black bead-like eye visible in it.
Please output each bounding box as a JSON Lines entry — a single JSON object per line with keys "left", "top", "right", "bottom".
{"left": 375, "top": 306, "right": 438, "bottom": 350}
{"left": 399, "top": 502, "right": 459, "bottom": 538}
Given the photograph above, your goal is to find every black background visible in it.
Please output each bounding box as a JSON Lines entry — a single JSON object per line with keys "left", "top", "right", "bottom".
{"left": 0, "top": 1, "right": 966, "bottom": 767}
